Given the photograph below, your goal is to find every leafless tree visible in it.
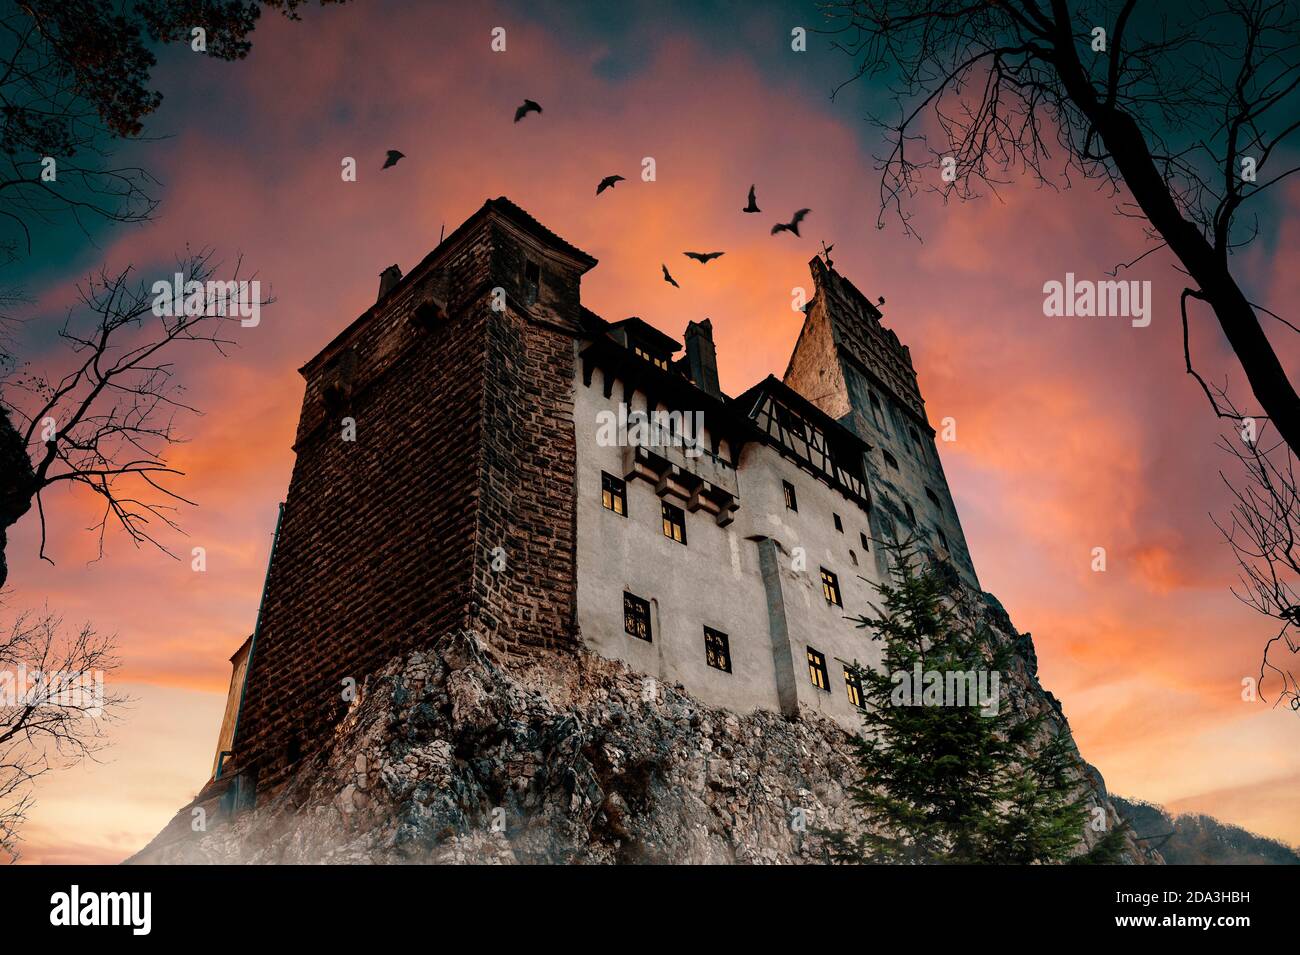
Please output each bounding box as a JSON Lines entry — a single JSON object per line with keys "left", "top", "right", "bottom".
{"left": 0, "top": 250, "right": 268, "bottom": 585}
{"left": 1212, "top": 392, "right": 1300, "bottom": 712}
{"left": 0, "top": 608, "right": 127, "bottom": 862}
{"left": 822, "top": 0, "right": 1300, "bottom": 455}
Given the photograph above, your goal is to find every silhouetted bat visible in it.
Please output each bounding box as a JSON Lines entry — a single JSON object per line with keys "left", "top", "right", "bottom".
{"left": 771, "top": 208, "right": 810, "bottom": 236}
{"left": 743, "top": 185, "right": 760, "bottom": 213}
{"left": 382, "top": 150, "right": 405, "bottom": 169}
{"left": 683, "top": 251, "right": 725, "bottom": 263}
{"left": 662, "top": 264, "right": 680, "bottom": 288}
{"left": 597, "top": 175, "right": 625, "bottom": 195}
{"left": 514, "top": 99, "right": 543, "bottom": 122}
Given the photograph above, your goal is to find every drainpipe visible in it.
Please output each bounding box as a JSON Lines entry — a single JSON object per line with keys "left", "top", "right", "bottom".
{"left": 217, "top": 501, "right": 285, "bottom": 779}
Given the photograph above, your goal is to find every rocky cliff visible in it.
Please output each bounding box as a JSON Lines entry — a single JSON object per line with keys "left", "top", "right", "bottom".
{"left": 131, "top": 621, "right": 1154, "bottom": 865}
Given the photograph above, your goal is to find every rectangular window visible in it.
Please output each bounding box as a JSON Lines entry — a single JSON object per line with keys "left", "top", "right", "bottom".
{"left": 820, "top": 567, "right": 842, "bottom": 607}
{"left": 624, "top": 592, "right": 652, "bottom": 642}
{"left": 868, "top": 392, "right": 887, "bottom": 430}
{"left": 662, "top": 501, "right": 687, "bottom": 544}
{"left": 807, "top": 647, "right": 829, "bottom": 691}
{"left": 833, "top": 513, "right": 843, "bottom": 533}
{"left": 523, "top": 260, "right": 540, "bottom": 304}
{"left": 860, "top": 531, "right": 870, "bottom": 551}
{"left": 783, "top": 479, "right": 798, "bottom": 512}
{"left": 704, "top": 627, "right": 732, "bottom": 673}
{"left": 601, "top": 471, "right": 627, "bottom": 516}
{"left": 844, "top": 667, "right": 865, "bottom": 708}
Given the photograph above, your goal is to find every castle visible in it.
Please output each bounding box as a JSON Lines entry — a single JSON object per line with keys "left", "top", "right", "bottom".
{"left": 210, "top": 198, "right": 981, "bottom": 801}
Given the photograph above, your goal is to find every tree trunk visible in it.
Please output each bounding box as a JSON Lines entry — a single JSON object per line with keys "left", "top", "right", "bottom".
{"left": 0, "top": 406, "right": 34, "bottom": 591}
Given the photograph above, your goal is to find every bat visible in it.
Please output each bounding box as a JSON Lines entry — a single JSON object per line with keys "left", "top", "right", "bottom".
{"left": 771, "top": 208, "right": 810, "bottom": 236}
{"left": 382, "top": 150, "right": 405, "bottom": 169}
{"left": 683, "top": 251, "right": 725, "bottom": 263}
{"left": 743, "top": 185, "right": 760, "bottom": 213}
{"left": 514, "top": 99, "right": 543, "bottom": 122}
{"left": 597, "top": 175, "right": 625, "bottom": 195}
{"left": 662, "top": 264, "right": 680, "bottom": 288}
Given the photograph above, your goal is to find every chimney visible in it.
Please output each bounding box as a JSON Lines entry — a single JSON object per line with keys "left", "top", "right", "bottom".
{"left": 378, "top": 264, "right": 402, "bottom": 301}
{"left": 684, "top": 318, "right": 721, "bottom": 398}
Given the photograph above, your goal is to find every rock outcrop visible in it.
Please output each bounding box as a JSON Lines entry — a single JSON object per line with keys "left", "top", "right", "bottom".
{"left": 131, "top": 626, "right": 1154, "bottom": 865}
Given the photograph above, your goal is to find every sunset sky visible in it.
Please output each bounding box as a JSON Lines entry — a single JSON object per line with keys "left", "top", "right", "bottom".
{"left": 7, "top": 0, "right": 1299, "bottom": 862}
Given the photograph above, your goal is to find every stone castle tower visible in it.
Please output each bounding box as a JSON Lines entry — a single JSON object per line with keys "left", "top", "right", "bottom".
{"left": 784, "top": 258, "right": 979, "bottom": 588}
{"left": 215, "top": 198, "right": 990, "bottom": 803}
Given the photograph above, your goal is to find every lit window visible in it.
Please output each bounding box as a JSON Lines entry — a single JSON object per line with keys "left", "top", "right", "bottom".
{"left": 704, "top": 627, "right": 732, "bottom": 673}
{"left": 820, "top": 567, "right": 842, "bottom": 607}
{"left": 882, "top": 449, "right": 899, "bottom": 469}
{"left": 624, "top": 592, "right": 652, "bottom": 642}
{"left": 833, "top": 513, "right": 843, "bottom": 533}
{"left": 844, "top": 667, "right": 865, "bottom": 708}
{"left": 807, "top": 647, "right": 829, "bottom": 691}
{"left": 633, "top": 345, "right": 669, "bottom": 370}
{"left": 783, "top": 480, "right": 798, "bottom": 512}
{"left": 662, "top": 501, "right": 687, "bottom": 544}
{"left": 601, "top": 471, "right": 627, "bottom": 516}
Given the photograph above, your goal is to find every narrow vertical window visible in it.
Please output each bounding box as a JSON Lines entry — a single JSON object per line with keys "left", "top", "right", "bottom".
{"left": 820, "top": 567, "right": 842, "bottom": 607}
{"left": 868, "top": 392, "right": 886, "bottom": 430}
{"left": 860, "top": 531, "right": 870, "bottom": 551}
{"left": 704, "top": 627, "right": 732, "bottom": 673}
{"left": 623, "top": 592, "right": 652, "bottom": 642}
{"left": 523, "top": 260, "right": 541, "bottom": 304}
{"left": 783, "top": 480, "right": 798, "bottom": 512}
{"left": 844, "top": 667, "right": 864, "bottom": 708}
{"left": 904, "top": 501, "right": 915, "bottom": 524}
{"left": 833, "top": 513, "right": 843, "bottom": 532}
{"left": 661, "top": 501, "right": 687, "bottom": 544}
{"left": 937, "top": 527, "right": 949, "bottom": 550}
{"left": 807, "top": 647, "right": 829, "bottom": 691}
{"left": 601, "top": 471, "right": 627, "bottom": 516}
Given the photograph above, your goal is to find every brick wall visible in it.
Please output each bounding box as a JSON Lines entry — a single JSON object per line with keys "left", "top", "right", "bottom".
{"left": 230, "top": 202, "right": 591, "bottom": 794}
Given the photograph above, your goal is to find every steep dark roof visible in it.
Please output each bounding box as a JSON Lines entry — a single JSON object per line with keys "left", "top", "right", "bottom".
{"left": 609, "top": 317, "right": 682, "bottom": 353}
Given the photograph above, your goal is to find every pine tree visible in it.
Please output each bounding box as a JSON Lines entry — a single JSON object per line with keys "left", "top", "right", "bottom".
{"left": 825, "top": 540, "right": 1123, "bottom": 864}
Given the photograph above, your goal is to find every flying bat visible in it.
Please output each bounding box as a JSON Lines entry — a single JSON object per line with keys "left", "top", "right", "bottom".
{"left": 662, "top": 264, "right": 680, "bottom": 288}
{"left": 597, "top": 175, "right": 625, "bottom": 195}
{"left": 771, "top": 208, "right": 810, "bottom": 236}
{"left": 382, "top": 150, "right": 405, "bottom": 169}
{"left": 683, "top": 251, "right": 725, "bottom": 263}
{"left": 514, "top": 99, "right": 543, "bottom": 122}
{"left": 743, "top": 185, "right": 760, "bottom": 213}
